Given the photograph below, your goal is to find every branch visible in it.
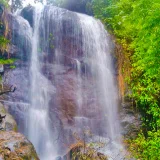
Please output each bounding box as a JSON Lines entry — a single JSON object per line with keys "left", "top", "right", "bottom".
{"left": 0, "top": 85, "right": 16, "bottom": 95}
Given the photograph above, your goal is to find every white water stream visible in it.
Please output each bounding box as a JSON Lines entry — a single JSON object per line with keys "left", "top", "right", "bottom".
{"left": 28, "top": 6, "right": 57, "bottom": 159}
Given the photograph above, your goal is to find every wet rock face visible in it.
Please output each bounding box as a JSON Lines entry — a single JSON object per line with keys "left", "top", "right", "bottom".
{"left": 120, "top": 102, "right": 142, "bottom": 138}
{"left": 55, "top": 70, "right": 103, "bottom": 124}
{"left": 0, "top": 131, "right": 39, "bottom": 160}
{"left": 3, "top": 62, "right": 30, "bottom": 132}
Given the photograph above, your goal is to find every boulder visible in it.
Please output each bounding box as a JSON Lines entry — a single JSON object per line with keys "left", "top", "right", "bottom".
{"left": 0, "top": 131, "right": 39, "bottom": 160}
{"left": 0, "top": 103, "right": 17, "bottom": 131}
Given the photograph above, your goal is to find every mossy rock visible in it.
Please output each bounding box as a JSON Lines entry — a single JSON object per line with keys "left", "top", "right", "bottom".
{"left": 0, "top": 131, "right": 39, "bottom": 160}
{"left": 0, "top": 103, "right": 18, "bottom": 132}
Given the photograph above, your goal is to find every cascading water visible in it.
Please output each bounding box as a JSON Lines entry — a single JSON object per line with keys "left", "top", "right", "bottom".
{"left": 8, "top": 5, "right": 125, "bottom": 160}
{"left": 78, "top": 13, "right": 124, "bottom": 159}
{"left": 28, "top": 5, "right": 57, "bottom": 159}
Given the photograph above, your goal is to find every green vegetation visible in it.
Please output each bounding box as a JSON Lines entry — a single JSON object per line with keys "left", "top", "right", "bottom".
{"left": 129, "top": 130, "right": 160, "bottom": 160}
{"left": 0, "top": 0, "right": 9, "bottom": 8}
{"left": 49, "top": 33, "right": 54, "bottom": 49}
{"left": 0, "top": 58, "right": 16, "bottom": 64}
{"left": 92, "top": 0, "right": 160, "bottom": 159}
{"left": 0, "top": 36, "right": 9, "bottom": 52}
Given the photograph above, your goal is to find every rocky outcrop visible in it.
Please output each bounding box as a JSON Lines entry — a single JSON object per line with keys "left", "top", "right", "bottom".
{"left": 0, "top": 131, "right": 39, "bottom": 160}
{"left": 0, "top": 103, "right": 17, "bottom": 131}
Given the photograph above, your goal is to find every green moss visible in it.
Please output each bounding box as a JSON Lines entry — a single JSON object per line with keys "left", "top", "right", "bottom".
{"left": 0, "top": 103, "right": 7, "bottom": 114}
{"left": 0, "top": 36, "right": 9, "bottom": 52}
{"left": 10, "top": 65, "right": 16, "bottom": 69}
{"left": 13, "top": 125, "right": 18, "bottom": 132}
{"left": 0, "top": 58, "right": 16, "bottom": 64}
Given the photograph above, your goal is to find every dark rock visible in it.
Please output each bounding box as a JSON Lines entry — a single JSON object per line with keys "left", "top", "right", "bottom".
{"left": 20, "top": 5, "right": 34, "bottom": 28}
{"left": 0, "top": 4, "right": 4, "bottom": 17}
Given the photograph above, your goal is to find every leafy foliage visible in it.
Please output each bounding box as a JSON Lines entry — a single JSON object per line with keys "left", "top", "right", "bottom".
{"left": 0, "top": 58, "right": 16, "bottom": 64}
{"left": 128, "top": 130, "right": 160, "bottom": 160}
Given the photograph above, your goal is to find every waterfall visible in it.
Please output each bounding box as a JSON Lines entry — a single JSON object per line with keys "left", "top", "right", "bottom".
{"left": 9, "top": 5, "right": 124, "bottom": 160}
